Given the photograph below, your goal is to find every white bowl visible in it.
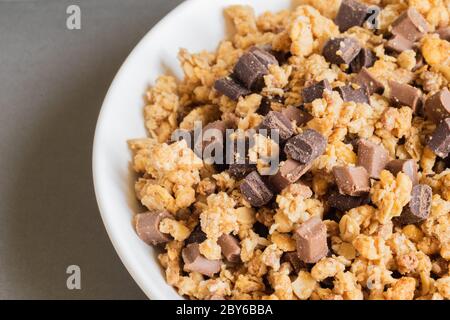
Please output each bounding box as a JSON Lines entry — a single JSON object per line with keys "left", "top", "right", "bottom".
{"left": 93, "top": 0, "right": 292, "bottom": 300}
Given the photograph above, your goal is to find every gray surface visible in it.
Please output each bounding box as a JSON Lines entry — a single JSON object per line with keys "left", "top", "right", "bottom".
{"left": 0, "top": 0, "right": 184, "bottom": 299}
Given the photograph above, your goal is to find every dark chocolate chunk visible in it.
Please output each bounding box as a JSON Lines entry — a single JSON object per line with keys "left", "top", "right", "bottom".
{"left": 233, "top": 52, "right": 268, "bottom": 91}
{"left": 350, "top": 48, "right": 376, "bottom": 73}
{"left": 249, "top": 46, "right": 279, "bottom": 68}
{"left": 182, "top": 243, "right": 222, "bottom": 277}
{"left": 385, "top": 34, "right": 415, "bottom": 53}
{"left": 437, "top": 27, "right": 450, "bottom": 41}
{"left": 218, "top": 234, "right": 241, "bottom": 263}
{"left": 323, "top": 37, "right": 362, "bottom": 66}
{"left": 135, "top": 211, "right": 173, "bottom": 246}
{"left": 354, "top": 67, "right": 384, "bottom": 95}
{"left": 240, "top": 171, "right": 274, "bottom": 207}
{"left": 185, "top": 225, "right": 207, "bottom": 245}
{"left": 391, "top": 7, "right": 429, "bottom": 42}
{"left": 336, "top": 84, "right": 370, "bottom": 104}
{"left": 357, "top": 139, "right": 390, "bottom": 179}
{"left": 335, "top": 0, "right": 370, "bottom": 32}
{"left": 333, "top": 166, "right": 370, "bottom": 196}
{"left": 302, "top": 79, "right": 332, "bottom": 103}
{"left": 424, "top": 88, "right": 450, "bottom": 124}
{"left": 389, "top": 80, "right": 422, "bottom": 113}
{"left": 214, "top": 77, "right": 251, "bottom": 101}
{"left": 281, "top": 105, "right": 313, "bottom": 126}
{"left": 327, "top": 191, "right": 370, "bottom": 212}
{"left": 397, "top": 184, "right": 432, "bottom": 225}
{"left": 259, "top": 111, "right": 294, "bottom": 141}
{"left": 269, "top": 159, "right": 312, "bottom": 192}
{"left": 282, "top": 251, "right": 306, "bottom": 274}
{"left": 194, "top": 120, "right": 227, "bottom": 163}
{"left": 427, "top": 118, "right": 450, "bottom": 158}
{"left": 228, "top": 137, "right": 256, "bottom": 179}
{"left": 284, "top": 129, "right": 327, "bottom": 164}
{"left": 253, "top": 221, "right": 269, "bottom": 238}
{"left": 386, "top": 159, "right": 419, "bottom": 185}
{"left": 293, "top": 217, "right": 328, "bottom": 264}
{"left": 257, "top": 97, "right": 272, "bottom": 116}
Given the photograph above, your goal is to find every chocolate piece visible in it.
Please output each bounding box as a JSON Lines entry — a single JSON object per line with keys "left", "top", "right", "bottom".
{"left": 336, "top": 84, "right": 370, "bottom": 104}
{"left": 182, "top": 243, "right": 222, "bottom": 277}
{"left": 386, "top": 159, "right": 419, "bottom": 185}
{"left": 350, "top": 48, "right": 376, "bottom": 73}
{"left": 269, "top": 159, "right": 312, "bottom": 192}
{"left": 249, "top": 46, "right": 279, "bottom": 68}
{"left": 302, "top": 79, "right": 332, "bottom": 103}
{"left": 284, "top": 129, "right": 327, "bottom": 164}
{"left": 293, "top": 217, "right": 328, "bottom": 263}
{"left": 135, "top": 211, "right": 173, "bottom": 246}
{"left": 185, "top": 226, "right": 207, "bottom": 245}
{"left": 354, "top": 67, "right": 384, "bottom": 95}
{"left": 333, "top": 166, "right": 370, "bottom": 196}
{"left": 194, "top": 120, "right": 227, "bottom": 163}
{"left": 233, "top": 52, "right": 268, "bottom": 91}
{"left": 327, "top": 191, "right": 370, "bottom": 212}
{"left": 240, "top": 171, "right": 274, "bottom": 207}
{"left": 323, "top": 37, "right": 362, "bottom": 65}
{"left": 397, "top": 184, "right": 432, "bottom": 225}
{"left": 259, "top": 111, "right": 293, "bottom": 141}
{"left": 389, "top": 80, "right": 422, "bottom": 112}
{"left": 218, "top": 234, "right": 241, "bottom": 263}
{"left": 257, "top": 97, "right": 272, "bottom": 116}
{"left": 357, "top": 139, "right": 390, "bottom": 178}
{"left": 424, "top": 88, "right": 450, "bottom": 124}
{"left": 391, "top": 7, "right": 429, "bottom": 42}
{"left": 281, "top": 105, "right": 313, "bottom": 126}
{"left": 437, "top": 27, "right": 450, "bottom": 41}
{"left": 214, "top": 77, "right": 251, "bottom": 101}
{"left": 427, "top": 118, "right": 450, "bottom": 158}
{"left": 229, "top": 162, "right": 256, "bottom": 179}
{"left": 335, "top": 0, "right": 370, "bottom": 32}
{"left": 282, "top": 251, "right": 306, "bottom": 274}
{"left": 228, "top": 137, "right": 256, "bottom": 179}
{"left": 253, "top": 222, "right": 269, "bottom": 238}
{"left": 385, "top": 34, "right": 414, "bottom": 53}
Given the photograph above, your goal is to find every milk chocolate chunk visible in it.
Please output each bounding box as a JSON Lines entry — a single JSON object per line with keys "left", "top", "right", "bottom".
{"left": 357, "top": 139, "right": 390, "bottom": 179}
{"left": 233, "top": 52, "right": 268, "bottom": 91}
{"left": 333, "top": 166, "right": 370, "bottom": 196}
{"left": 386, "top": 159, "right": 419, "bottom": 185}
{"left": 335, "top": 0, "right": 370, "bottom": 32}
{"left": 427, "top": 118, "right": 450, "bottom": 158}
{"left": 135, "top": 211, "right": 173, "bottom": 246}
{"left": 249, "top": 46, "right": 279, "bottom": 68}
{"left": 389, "top": 81, "right": 422, "bottom": 112}
{"left": 323, "top": 37, "right": 362, "bottom": 66}
{"left": 350, "top": 48, "right": 376, "bottom": 73}
{"left": 259, "top": 111, "right": 293, "bottom": 141}
{"left": 336, "top": 84, "right": 370, "bottom": 104}
{"left": 424, "top": 88, "right": 450, "bottom": 124}
{"left": 327, "top": 191, "right": 370, "bottom": 212}
{"left": 240, "top": 171, "right": 274, "bottom": 207}
{"left": 194, "top": 120, "right": 227, "bottom": 163}
{"left": 391, "top": 7, "right": 429, "bottom": 42}
{"left": 282, "top": 251, "right": 306, "bottom": 274}
{"left": 293, "top": 217, "right": 328, "bottom": 264}
{"left": 437, "top": 27, "right": 450, "bottom": 41}
{"left": 302, "top": 79, "right": 332, "bottom": 103}
{"left": 218, "top": 234, "right": 241, "bottom": 263}
{"left": 354, "top": 67, "right": 384, "bottom": 95}
{"left": 284, "top": 129, "right": 327, "bottom": 164}
{"left": 385, "top": 34, "right": 414, "bottom": 53}
{"left": 182, "top": 243, "right": 222, "bottom": 277}
{"left": 397, "top": 184, "right": 432, "bottom": 225}
{"left": 214, "top": 77, "right": 251, "bottom": 101}
{"left": 269, "top": 159, "right": 312, "bottom": 192}
{"left": 281, "top": 105, "right": 313, "bottom": 126}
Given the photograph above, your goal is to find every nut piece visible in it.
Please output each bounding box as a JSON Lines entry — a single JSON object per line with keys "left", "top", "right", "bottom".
{"left": 333, "top": 166, "right": 370, "bottom": 196}
{"left": 218, "top": 234, "right": 241, "bottom": 263}
{"left": 182, "top": 243, "right": 222, "bottom": 277}
{"left": 357, "top": 139, "right": 390, "bottom": 179}
{"left": 293, "top": 217, "right": 328, "bottom": 263}
{"left": 135, "top": 211, "right": 173, "bottom": 246}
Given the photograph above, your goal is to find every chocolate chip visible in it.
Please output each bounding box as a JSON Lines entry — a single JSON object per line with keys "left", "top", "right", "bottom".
{"left": 323, "top": 37, "right": 362, "bottom": 66}
{"left": 391, "top": 7, "right": 429, "bottom": 42}
{"left": 397, "top": 184, "right": 432, "bottom": 225}
{"left": 185, "top": 225, "right": 207, "bottom": 245}
{"left": 259, "top": 111, "right": 294, "bottom": 141}
{"left": 327, "top": 191, "right": 370, "bottom": 212}
{"left": 437, "top": 27, "right": 450, "bottom": 41}
{"left": 350, "top": 48, "right": 376, "bottom": 73}
{"left": 427, "top": 118, "right": 450, "bottom": 158}
{"left": 385, "top": 34, "right": 415, "bottom": 53}
{"left": 182, "top": 243, "right": 222, "bottom": 277}
{"left": 335, "top": 0, "right": 370, "bottom": 32}
{"left": 249, "top": 46, "right": 279, "bottom": 68}
{"left": 424, "top": 88, "right": 450, "bottom": 124}
{"left": 284, "top": 129, "right": 327, "bottom": 164}
{"left": 268, "top": 159, "right": 312, "bottom": 192}
{"left": 357, "top": 139, "right": 390, "bottom": 179}
{"left": 293, "top": 217, "right": 328, "bottom": 264}
{"left": 354, "top": 67, "right": 384, "bottom": 95}
{"left": 218, "top": 234, "right": 241, "bottom": 263}
{"left": 282, "top": 252, "right": 306, "bottom": 274}
{"left": 135, "top": 211, "right": 173, "bottom": 246}
{"left": 240, "top": 171, "right": 274, "bottom": 207}
{"left": 281, "top": 105, "right": 313, "bottom": 127}
{"left": 336, "top": 84, "right": 370, "bottom": 104}
{"left": 233, "top": 52, "right": 268, "bottom": 91}
{"left": 389, "top": 80, "right": 422, "bottom": 113}
{"left": 333, "top": 166, "right": 370, "bottom": 196}
{"left": 214, "top": 77, "right": 251, "bottom": 101}
{"left": 302, "top": 79, "right": 332, "bottom": 103}
{"left": 386, "top": 159, "right": 419, "bottom": 186}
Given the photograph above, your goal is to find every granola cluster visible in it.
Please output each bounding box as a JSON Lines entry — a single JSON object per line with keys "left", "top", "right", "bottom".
{"left": 129, "top": 0, "right": 450, "bottom": 300}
